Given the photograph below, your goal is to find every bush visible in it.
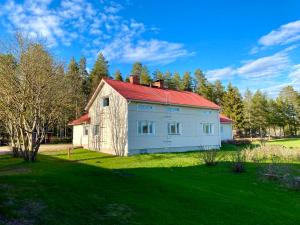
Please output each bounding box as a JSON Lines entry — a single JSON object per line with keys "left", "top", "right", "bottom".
{"left": 49, "top": 137, "right": 72, "bottom": 144}
{"left": 231, "top": 150, "right": 246, "bottom": 173}
{"left": 200, "top": 149, "right": 219, "bottom": 166}
{"left": 222, "top": 139, "right": 251, "bottom": 146}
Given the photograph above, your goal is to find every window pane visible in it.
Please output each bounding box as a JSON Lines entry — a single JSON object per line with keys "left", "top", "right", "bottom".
{"left": 138, "top": 122, "right": 142, "bottom": 134}
{"left": 149, "top": 122, "right": 153, "bottom": 134}
{"left": 142, "top": 123, "right": 148, "bottom": 133}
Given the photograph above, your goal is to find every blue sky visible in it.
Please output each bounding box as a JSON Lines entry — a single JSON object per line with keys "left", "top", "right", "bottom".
{"left": 0, "top": 0, "right": 300, "bottom": 96}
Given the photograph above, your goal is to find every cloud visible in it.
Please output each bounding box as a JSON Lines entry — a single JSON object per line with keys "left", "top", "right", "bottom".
{"left": 289, "top": 64, "right": 300, "bottom": 83}
{"left": 236, "top": 52, "right": 290, "bottom": 79}
{"left": 0, "top": 0, "right": 192, "bottom": 65}
{"left": 206, "top": 67, "right": 235, "bottom": 81}
{"left": 258, "top": 20, "right": 300, "bottom": 47}
{"left": 251, "top": 20, "right": 300, "bottom": 53}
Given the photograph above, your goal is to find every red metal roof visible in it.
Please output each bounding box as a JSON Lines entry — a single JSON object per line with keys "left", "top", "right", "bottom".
{"left": 104, "top": 79, "right": 220, "bottom": 109}
{"left": 220, "top": 114, "right": 233, "bottom": 123}
{"left": 68, "top": 113, "right": 90, "bottom": 126}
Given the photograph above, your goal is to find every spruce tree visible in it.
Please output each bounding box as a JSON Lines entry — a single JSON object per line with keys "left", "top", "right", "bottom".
{"left": 222, "top": 83, "right": 244, "bottom": 132}
{"left": 164, "top": 71, "right": 174, "bottom": 89}
{"left": 243, "top": 89, "right": 253, "bottom": 137}
{"left": 251, "top": 90, "right": 268, "bottom": 137}
{"left": 90, "top": 53, "right": 109, "bottom": 93}
{"left": 114, "top": 69, "right": 123, "bottom": 81}
{"left": 140, "top": 66, "right": 152, "bottom": 85}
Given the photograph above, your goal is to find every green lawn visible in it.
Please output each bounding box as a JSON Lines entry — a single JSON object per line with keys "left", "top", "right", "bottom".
{"left": 0, "top": 145, "right": 299, "bottom": 225}
{"left": 267, "top": 138, "right": 300, "bottom": 148}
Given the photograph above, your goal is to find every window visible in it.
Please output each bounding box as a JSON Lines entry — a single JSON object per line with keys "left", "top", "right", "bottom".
{"left": 102, "top": 97, "right": 109, "bottom": 107}
{"left": 138, "top": 104, "right": 153, "bottom": 111}
{"left": 203, "top": 110, "right": 212, "bottom": 115}
{"left": 168, "top": 122, "right": 181, "bottom": 135}
{"left": 138, "top": 121, "right": 155, "bottom": 135}
{"left": 203, "top": 123, "right": 214, "bottom": 135}
{"left": 93, "top": 125, "right": 99, "bottom": 135}
{"left": 83, "top": 126, "right": 89, "bottom": 136}
{"left": 166, "top": 107, "right": 180, "bottom": 112}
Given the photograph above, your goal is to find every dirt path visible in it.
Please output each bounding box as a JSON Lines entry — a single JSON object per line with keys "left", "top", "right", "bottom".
{"left": 0, "top": 144, "right": 73, "bottom": 155}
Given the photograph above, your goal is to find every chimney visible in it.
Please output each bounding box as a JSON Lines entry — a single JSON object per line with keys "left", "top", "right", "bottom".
{"left": 152, "top": 79, "right": 164, "bottom": 89}
{"left": 129, "top": 75, "right": 140, "bottom": 85}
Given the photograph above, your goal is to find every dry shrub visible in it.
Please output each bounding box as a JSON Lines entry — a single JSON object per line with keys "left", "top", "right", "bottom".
{"left": 200, "top": 149, "right": 219, "bottom": 166}
{"left": 231, "top": 150, "right": 246, "bottom": 173}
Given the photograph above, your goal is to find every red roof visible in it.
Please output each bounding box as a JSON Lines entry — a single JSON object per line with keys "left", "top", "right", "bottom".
{"left": 103, "top": 79, "right": 220, "bottom": 109}
{"left": 220, "top": 114, "right": 233, "bottom": 123}
{"left": 68, "top": 113, "right": 90, "bottom": 126}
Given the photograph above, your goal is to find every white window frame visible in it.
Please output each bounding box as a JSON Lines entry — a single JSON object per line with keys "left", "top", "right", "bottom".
{"left": 83, "top": 125, "right": 89, "bottom": 136}
{"left": 102, "top": 97, "right": 109, "bottom": 107}
{"left": 168, "top": 122, "right": 181, "bottom": 135}
{"left": 137, "top": 121, "right": 155, "bottom": 135}
{"left": 93, "top": 125, "right": 100, "bottom": 135}
{"left": 137, "top": 104, "right": 154, "bottom": 111}
{"left": 202, "top": 123, "right": 214, "bottom": 135}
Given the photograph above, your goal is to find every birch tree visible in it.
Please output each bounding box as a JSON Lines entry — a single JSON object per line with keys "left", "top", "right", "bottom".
{"left": 0, "top": 34, "right": 70, "bottom": 161}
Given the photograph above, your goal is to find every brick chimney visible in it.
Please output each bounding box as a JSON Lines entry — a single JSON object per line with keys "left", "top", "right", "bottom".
{"left": 152, "top": 79, "right": 164, "bottom": 88}
{"left": 129, "top": 75, "right": 140, "bottom": 85}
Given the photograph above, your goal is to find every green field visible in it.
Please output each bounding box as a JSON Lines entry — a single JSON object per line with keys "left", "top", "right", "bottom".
{"left": 267, "top": 138, "right": 300, "bottom": 148}
{"left": 0, "top": 140, "right": 299, "bottom": 225}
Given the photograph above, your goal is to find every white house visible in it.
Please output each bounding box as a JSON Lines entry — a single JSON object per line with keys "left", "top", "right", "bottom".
{"left": 69, "top": 76, "right": 233, "bottom": 156}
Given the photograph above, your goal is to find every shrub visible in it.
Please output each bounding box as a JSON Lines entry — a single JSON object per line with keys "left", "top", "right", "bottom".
{"left": 200, "top": 149, "right": 219, "bottom": 166}
{"left": 231, "top": 150, "right": 246, "bottom": 173}
{"left": 222, "top": 139, "right": 251, "bottom": 146}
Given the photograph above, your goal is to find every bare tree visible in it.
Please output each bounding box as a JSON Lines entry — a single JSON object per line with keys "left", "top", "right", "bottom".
{"left": 0, "top": 34, "right": 70, "bottom": 161}
{"left": 107, "top": 92, "right": 128, "bottom": 156}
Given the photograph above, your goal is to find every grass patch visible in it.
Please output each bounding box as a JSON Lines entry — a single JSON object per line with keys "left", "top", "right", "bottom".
{"left": 267, "top": 138, "right": 300, "bottom": 148}
{"left": 0, "top": 144, "right": 299, "bottom": 225}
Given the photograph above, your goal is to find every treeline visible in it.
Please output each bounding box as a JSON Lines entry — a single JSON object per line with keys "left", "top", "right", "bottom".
{"left": 64, "top": 53, "right": 300, "bottom": 138}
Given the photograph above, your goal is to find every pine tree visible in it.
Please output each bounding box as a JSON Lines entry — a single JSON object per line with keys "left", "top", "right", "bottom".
{"left": 243, "top": 89, "right": 253, "bottom": 138}
{"left": 66, "top": 57, "right": 85, "bottom": 118}
{"left": 164, "top": 71, "right": 174, "bottom": 89}
{"left": 195, "top": 69, "right": 210, "bottom": 97}
{"left": 152, "top": 69, "right": 164, "bottom": 81}
{"left": 140, "top": 66, "right": 152, "bottom": 85}
{"left": 90, "top": 53, "right": 109, "bottom": 94}
{"left": 182, "top": 71, "right": 192, "bottom": 91}
{"left": 172, "top": 72, "right": 182, "bottom": 90}
{"left": 79, "top": 56, "right": 90, "bottom": 101}
{"left": 222, "top": 83, "right": 244, "bottom": 132}
{"left": 114, "top": 69, "right": 123, "bottom": 81}
{"left": 212, "top": 80, "right": 225, "bottom": 106}
{"left": 250, "top": 90, "right": 268, "bottom": 137}
{"left": 131, "top": 62, "right": 143, "bottom": 77}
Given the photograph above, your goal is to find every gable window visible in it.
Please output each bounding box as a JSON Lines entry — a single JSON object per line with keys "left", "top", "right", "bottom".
{"left": 168, "top": 122, "right": 181, "bottom": 135}
{"left": 102, "top": 97, "right": 109, "bottom": 107}
{"left": 138, "top": 121, "right": 155, "bottom": 135}
{"left": 137, "top": 104, "right": 153, "bottom": 111}
{"left": 166, "top": 107, "right": 180, "bottom": 112}
{"left": 83, "top": 126, "right": 89, "bottom": 136}
{"left": 93, "top": 125, "right": 99, "bottom": 135}
{"left": 203, "top": 123, "right": 214, "bottom": 135}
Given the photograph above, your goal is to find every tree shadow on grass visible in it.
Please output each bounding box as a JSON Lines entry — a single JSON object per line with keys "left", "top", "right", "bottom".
{"left": 0, "top": 151, "right": 299, "bottom": 225}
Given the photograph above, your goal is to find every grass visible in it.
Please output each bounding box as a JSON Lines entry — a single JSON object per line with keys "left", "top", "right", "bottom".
{"left": 0, "top": 141, "right": 299, "bottom": 225}
{"left": 267, "top": 138, "right": 300, "bottom": 148}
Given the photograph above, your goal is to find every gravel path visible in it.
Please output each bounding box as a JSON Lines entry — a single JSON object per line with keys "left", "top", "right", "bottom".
{"left": 0, "top": 144, "right": 73, "bottom": 155}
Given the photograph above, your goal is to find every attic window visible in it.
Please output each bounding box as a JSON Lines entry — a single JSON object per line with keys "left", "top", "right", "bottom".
{"left": 102, "top": 97, "right": 109, "bottom": 107}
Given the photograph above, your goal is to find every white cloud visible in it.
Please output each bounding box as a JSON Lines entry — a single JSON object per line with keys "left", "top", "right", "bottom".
{"left": 289, "top": 64, "right": 300, "bottom": 83}
{"left": 1, "top": 0, "right": 191, "bottom": 65}
{"left": 206, "top": 67, "right": 235, "bottom": 81}
{"left": 236, "top": 52, "right": 290, "bottom": 79}
{"left": 258, "top": 20, "right": 300, "bottom": 47}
